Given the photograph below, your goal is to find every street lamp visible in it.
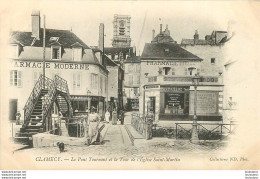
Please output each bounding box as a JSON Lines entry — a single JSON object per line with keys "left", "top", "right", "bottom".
{"left": 191, "top": 73, "right": 200, "bottom": 144}
{"left": 87, "top": 90, "right": 91, "bottom": 113}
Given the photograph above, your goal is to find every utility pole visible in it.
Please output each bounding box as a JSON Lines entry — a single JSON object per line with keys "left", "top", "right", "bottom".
{"left": 43, "top": 15, "right": 46, "bottom": 89}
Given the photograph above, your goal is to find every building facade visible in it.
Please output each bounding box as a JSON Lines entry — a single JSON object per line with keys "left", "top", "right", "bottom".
{"left": 124, "top": 56, "right": 141, "bottom": 110}
{"left": 8, "top": 11, "right": 108, "bottom": 121}
{"left": 181, "top": 30, "right": 229, "bottom": 76}
{"left": 139, "top": 26, "right": 223, "bottom": 122}
{"left": 105, "top": 55, "right": 124, "bottom": 111}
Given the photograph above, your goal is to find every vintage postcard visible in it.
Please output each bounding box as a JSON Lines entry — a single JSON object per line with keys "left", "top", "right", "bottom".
{"left": 0, "top": 0, "right": 260, "bottom": 170}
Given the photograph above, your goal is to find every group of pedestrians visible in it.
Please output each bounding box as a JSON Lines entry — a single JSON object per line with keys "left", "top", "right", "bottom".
{"left": 105, "top": 109, "right": 124, "bottom": 125}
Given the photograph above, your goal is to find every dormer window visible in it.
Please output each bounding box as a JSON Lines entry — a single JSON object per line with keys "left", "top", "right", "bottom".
{"left": 73, "top": 48, "right": 82, "bottom": 61}
{"left": 51, "top": 46, "right": 61, "bottom": 60}
{"left": 71, "top": 42, "right": 83, "bottom": 61}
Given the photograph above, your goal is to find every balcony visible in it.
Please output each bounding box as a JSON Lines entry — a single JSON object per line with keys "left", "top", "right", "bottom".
{"left": 146, "top": 75, "right": 223, "bottom": 86}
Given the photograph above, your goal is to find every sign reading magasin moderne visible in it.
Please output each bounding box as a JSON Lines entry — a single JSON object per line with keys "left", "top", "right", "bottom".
{"left": 12, "top": 61, "right": 90, "bottom": 70}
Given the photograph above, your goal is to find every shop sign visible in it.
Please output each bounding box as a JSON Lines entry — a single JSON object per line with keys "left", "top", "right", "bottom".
{"left": 146, "top": 61, "right": 197, "bottom": 66}
{"left": 161, "top": 86, "right": 189, "bottom": 92}
{"left": 13, "top": 61, "right": 89, "bottom": 70}
{"left": 145, "top": 85, "right": 159, "bottom": 89}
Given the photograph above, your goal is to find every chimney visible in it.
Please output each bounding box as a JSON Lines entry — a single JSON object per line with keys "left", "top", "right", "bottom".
{"left": 31, "top": 10, "right": 40, "bottom": 40}
{"left": 165, "top": 24, "right": 170, "bottom": 36}
{"left": 160, "top": 24, "right": 162, "bottom": 34}
{"left": 152, "top": 29, "right": 155, "bottom": 39}
{"left": 98, "top": 23, "right": 104, "bottom": 53}
{"left": 194, "top": 30, "right": 199, "bottom": 45}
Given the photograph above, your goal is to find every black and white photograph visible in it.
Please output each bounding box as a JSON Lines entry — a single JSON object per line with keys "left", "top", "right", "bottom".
{"left": 0, "top": 0, "right": 260, "bottom": 171}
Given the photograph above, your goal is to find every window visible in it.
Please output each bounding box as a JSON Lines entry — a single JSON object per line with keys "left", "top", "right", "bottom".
{"left": 211, "top": 58, "right": 216, "bottom": 64}
{"left": 52, "top": 46, "right": 61, "bottom": 60}
{"left": 8, "top": 45, "right": 19, "bottom": 58}
{"left": 163, "top": 67, "right": 171, "bottom": 75}
{"left": 73, "top": 73, "right": 81, "bottom": 90}
{"left": 33, "top": 72, "right": 42, "bottom": 85}
{"left": 73, "top": 48, "right": 82, "bottom": 61}
{"left": 10, "top": 70, "right": 22, "bottom": 87}
{"left": 91, "top": 73, "right": 98, "bottom": 89}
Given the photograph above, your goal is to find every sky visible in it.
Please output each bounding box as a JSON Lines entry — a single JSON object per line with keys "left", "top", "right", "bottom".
{"left": 4, "top": 1, "right": 237, "bottom": 55}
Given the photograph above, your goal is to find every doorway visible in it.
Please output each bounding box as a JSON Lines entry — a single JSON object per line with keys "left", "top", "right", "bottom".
{"left": 9, "top": 99, "right": 18, "bottom": 121}
{"left": 149, "top": 97, "right": 156, "bottom": 114}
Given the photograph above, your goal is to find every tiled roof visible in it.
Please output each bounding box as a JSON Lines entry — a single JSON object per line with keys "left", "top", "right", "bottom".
{"left": 10, "top": 28, "right": 90, "bottom": 49}
{"left": 151, "top": 34, "right": 176, "bottom": 43}
{"left": 141, "top": 43, "right": 202, "bottom": 61}
{"left": 104, "top": 47, "right": 134, "bottom": 55}
{"left": 104, "top": 55, "right": 117, "bottom": 67}
{"left": 125, "top": 56, "right": 140, "bottom": 63}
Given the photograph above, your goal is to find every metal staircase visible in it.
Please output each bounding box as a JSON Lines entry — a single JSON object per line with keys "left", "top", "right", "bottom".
{"left": 18, "top": 75, "right": 73, "bottom": 138}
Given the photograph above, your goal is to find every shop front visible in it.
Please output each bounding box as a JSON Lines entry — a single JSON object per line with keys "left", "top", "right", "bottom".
{"left": 144, "top": 85, "right": 223, "bottom": 121}
{"left": 157, "top": 86, "right": 190, "bottom": 121}
{"left": 71, "top": 95, "right": 105, "bottom": 118}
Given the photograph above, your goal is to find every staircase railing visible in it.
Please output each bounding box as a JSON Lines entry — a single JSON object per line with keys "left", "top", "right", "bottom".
{"left": 42, "top": 80, "right": 57, "bottom": 129}
{"left": 54, "top": 75, "right": 73, "bottom": 117}
{"left": 23, "top": 75, "right": 43, "bottom": 123}
{"left": 23, "top": 74, "right": 73, "bottom": 130}
{"left": 23, "top": 75, "right": 52, "bottom": 124}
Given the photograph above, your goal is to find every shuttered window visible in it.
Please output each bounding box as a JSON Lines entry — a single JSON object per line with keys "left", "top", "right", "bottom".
{"left": 73, "top": 73, "right": 81, "bottom": 89}
{"left": 10, "top": 70, "right": 22, "bottom": 87}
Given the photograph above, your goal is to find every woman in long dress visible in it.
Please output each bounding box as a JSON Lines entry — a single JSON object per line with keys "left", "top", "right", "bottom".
{"left": 105, "top": 110, "right": 110, "bottom": 123}
{"left": 112, "top": 109, "right": 117, "bottom": 125}
{"left": 87, "top": 107, "right": 100, "bottom": 144}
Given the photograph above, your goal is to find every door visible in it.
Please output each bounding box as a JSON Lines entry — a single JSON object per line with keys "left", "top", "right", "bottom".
{"left": 9, "top": 99, "right": 17, "bottom": 121}
{"left": 149, "top": 97, "right": 156, "bottom": 114}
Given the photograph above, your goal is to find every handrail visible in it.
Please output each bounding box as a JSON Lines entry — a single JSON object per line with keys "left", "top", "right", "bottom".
{"left": 23, "top": 75, "right": 53, "bottom": 124}
{"left": 42, "top": 80, "right": 56, "bottom": 127}
{"left": 54, "top": 75, "right": 73, "bottom": 116}
{"left": 23, "top": 75, "right": 43, "bottom": 123}
{"left": 23, "top": 74, "right": 73, "bottom": 130}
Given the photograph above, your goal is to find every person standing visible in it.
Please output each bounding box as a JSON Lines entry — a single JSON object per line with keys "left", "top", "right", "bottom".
{"left": 87, "top": 107, "right": 101, "bottom": 144}
{"left": 120, "top": 110, "right": 124, "bottom": 125}
{"left": 16, "top": 111, "right": 21, "bottom": 125}
{"left": 105, "top": 110, "right": 110, "bottom": 123}
{"left": 112, "top": 109, "right": 117, "bottom": 125}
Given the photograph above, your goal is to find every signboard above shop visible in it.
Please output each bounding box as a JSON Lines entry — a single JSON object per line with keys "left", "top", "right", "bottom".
{"left": 161, "top": 86, "right": 189, "bottom": 92}
{"left": 12, "top": 61, "right": 90, "bottom": 70}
